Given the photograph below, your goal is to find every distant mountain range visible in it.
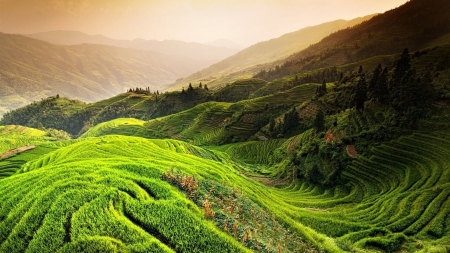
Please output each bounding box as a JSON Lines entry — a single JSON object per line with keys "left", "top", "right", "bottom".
{"left": 26, "top": 31, "right": 240, "bottom": 68}
{"left": 168, "top": 14, "right": 376, "bottom": 90}
{"left": 0, "top": 33, "right": 207, "bottom": 115}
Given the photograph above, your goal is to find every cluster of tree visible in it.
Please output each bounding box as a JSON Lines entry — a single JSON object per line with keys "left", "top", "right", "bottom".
{"left": 182, "top": 82, "right": 209, "bottom": 94}
{"left": 342, "top": 48, "right": 435, "bottom": 126}
{"left": 255, "top": 64, "right": 341, "bottom": 84}
{"left": 268, "top": 107, "right": 302, "bottom": 137}
{"left": 1, "top": 96, "right": 74, "bottom": 133}
{"left": 128, "top": 87, "right": 159, "bottom": 95}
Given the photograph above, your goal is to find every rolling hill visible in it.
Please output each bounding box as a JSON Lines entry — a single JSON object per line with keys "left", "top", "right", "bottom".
{"left": 168, "top": 14, "right": 376, "bottom": 90}
{"left": 0, "top": 33, "right": 208, "bottom": 116}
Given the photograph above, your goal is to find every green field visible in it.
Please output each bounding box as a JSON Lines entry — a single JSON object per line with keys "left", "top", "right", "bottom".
{"left": 1, "top": 121, "right": 450, "bottom": 252}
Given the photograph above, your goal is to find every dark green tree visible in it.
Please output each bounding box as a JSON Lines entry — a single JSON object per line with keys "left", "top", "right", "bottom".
{"left": 316, "top": 80, "right": 327, "bottom": 96}
{"left": 314, "top": 109, "right": 325, "bottom": 132}
{"left": 268, "top": 117, "right": 276, "bottom": 136}
{"left": 367, "top": 64, "right": 382, "bottom": 100}
{"left": 354, "top": 75, "right": 367, "bottom": 111}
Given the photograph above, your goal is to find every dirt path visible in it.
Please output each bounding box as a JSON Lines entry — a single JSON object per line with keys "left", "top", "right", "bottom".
{"left": 244, "top": 173, "right": 288, "bottom": 187}
{"left": 0, "top": 146, "right": 36, "bottom": 160}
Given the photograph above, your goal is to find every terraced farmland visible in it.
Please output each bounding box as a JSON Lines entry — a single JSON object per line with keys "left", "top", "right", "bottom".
{"left": 1, "top": 120, "right": 450, "bottom": 253}
{"left": 0, "top": 125, "right": 49, "bottom": 153}
{"left": 82, "top": 83, "right": 319, "bottom": 146}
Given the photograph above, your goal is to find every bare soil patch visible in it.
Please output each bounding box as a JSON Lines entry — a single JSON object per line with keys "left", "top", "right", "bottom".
{"left": 346, "top": 145, "right": 359, "bottom": 158}
{"left": 0, "top": 146, "right": 36, "bottom": 160}
{"left": 245, "top": 173, "right": 288, "bottom": 187}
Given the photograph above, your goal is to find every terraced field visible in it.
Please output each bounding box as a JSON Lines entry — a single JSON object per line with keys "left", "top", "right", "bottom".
{"left": 83, "top": 83, "right": 319, "bottom": 146}
{"left": 0, "top": 125, "right": 49, "bottom": 153}
{"left": 1, "top": 126, "right": 450, "bottom": 252}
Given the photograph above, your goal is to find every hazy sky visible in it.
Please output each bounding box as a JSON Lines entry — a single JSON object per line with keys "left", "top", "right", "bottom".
{"left": 0, "top": 0, "right": 409, "bottom": 47}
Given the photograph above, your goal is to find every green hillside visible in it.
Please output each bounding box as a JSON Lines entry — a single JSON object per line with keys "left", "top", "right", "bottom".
{"left": 81, "top": 83, "right": 319, "bottom": 145}
{"left": 168, "top": 15, "right": 375, "bottom": 90}
{"left": 0, "top": 33, "right": 205, "bottom": 116}
{"left": 0, "top": 78, "right": 295, "bottom": 137}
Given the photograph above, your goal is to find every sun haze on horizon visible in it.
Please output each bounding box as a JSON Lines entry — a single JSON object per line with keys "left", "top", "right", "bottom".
{"left": 0, "top": 0, "right": 409, "bottom": 47}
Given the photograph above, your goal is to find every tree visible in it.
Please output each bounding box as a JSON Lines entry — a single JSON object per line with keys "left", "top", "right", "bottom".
{"left": 282, "top": 107, "right": 300, "bottom": 133}
{"left": 322, "top": 79, "right": 327, "bottom": 94}
{"left": 204, "top": 84, "right": 209, "bottom": 91}
{"left": 358, "top": 65, "right": 363, "bottom": 75}
{"left": 316, "top": 80, "right": 327, "bottom": 96}
{"left": 188, "top": 83, "right": 194, "bottom": 92}
{"left": 199, "top": 82, "right": 202, "bottom": 88}
{"left": 268, "top": 117, "right": 276, "bottom": 134}
{"left": 354, "top": 75, "right": 367, "bottom": 111}
{"left": 314, "top": 109, "right": 325, "bottom": 132}
{"left": 367, "top": 64, "right": 382, "bottom": 100}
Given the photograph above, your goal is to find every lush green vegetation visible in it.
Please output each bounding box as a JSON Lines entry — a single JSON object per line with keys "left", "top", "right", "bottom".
{"left": 2, "top": 120, "right": 450, "bottom": 252}
{"left": 2, "top": 1, "right": 450, "bottom": 252}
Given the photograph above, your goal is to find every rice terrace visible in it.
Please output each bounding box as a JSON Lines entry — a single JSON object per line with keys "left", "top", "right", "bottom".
{"left": 2, "top": 0, "right": 450, "bottom": 252}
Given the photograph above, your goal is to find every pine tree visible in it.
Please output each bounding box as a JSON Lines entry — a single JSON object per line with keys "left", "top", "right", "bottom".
{"left": 188, "top": 83, "right": 194, "bottom": 92}
{"left": 357, "top": 65, "right": 363, "bottom": 75}
{"left": 367, "top": 64, "right": 382, "bottom": 100}
{"left": 354, "top": 75, "right": 367, "bottom": 111}
{"left": 204, "top": 84, "right": 209, "bottom": 91}
{"left": 373, "top": 67, "right": 390, "bottom": 103}
{"left": 268, "top": 117, "right": 276, "bottom": 136}
{"left": 199, "top": 82, "right": 202, "bottom": 88}
{"left": 314, "top": 109, "right": 325, "bottom": 132}
{"left": 317, "top": 79, "right": 327, "bottom": 96}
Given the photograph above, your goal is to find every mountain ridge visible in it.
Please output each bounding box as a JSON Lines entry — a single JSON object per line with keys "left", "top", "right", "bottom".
{"left": 26, "top": 30, "right": 239, "bottom": 68}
